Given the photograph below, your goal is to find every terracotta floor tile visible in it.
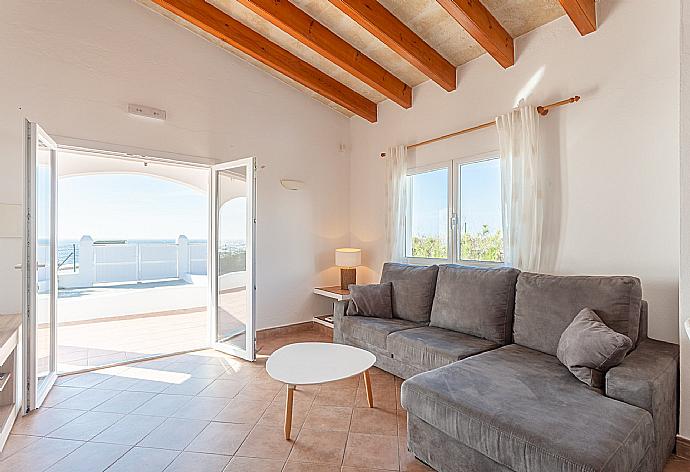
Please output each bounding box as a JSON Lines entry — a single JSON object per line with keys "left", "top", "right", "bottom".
{"left": 0, "top": 437, "right": 83, "bottom": 472}
{"left": 162, "top": 377, "right": 214, "bottom": 396}
{"left": 139, "top": 417, "right": 208, "bottom": 450}
{"left": 126, "top": 379, "right": 172, "bottom": 394}
{"left": 0, "top": 434, "right": 40, "bottom": 460}
{"left": 314, "top": 387, "right": 357, "bottom": 407}
{"left": 236, "top": 424, "right": 298, "bottom": 460}
{"left": 92, "top": 391, "right": 156, "bottom": 414}
{"left": 54, "top": 388, "right": 119, "bottom": 411}
{"left": 106, "top": 446, "right": 178, "bottom": 472}
{"left": 44, "top": 441, "right": 130, "bottom": 472}
{"left": 47, "top": 411, "right": 124, "bottom": 441}
{"left": 214, "top": 398, "right": 270, "bottom": 424}
{"left": 171, "top": 396, "right": 230, "bottom": 421}
{"left": 43, "top": 386, "right": 86, "bottom": 407}
{"left": 273, "top": 384, "right": 320, "bottom": 402}
{"left": 59, "top": 372, "right": 111, "bottom": 388}
{"left": 350, "top": 407, "right": 398, "bottom": 436}
{"left": 92, "top": 376, "right": 139, "bottom": 391}
{"left": 235, "top": 382, "right": 282, "bottom": 403}
{"left": 91, "top": 414, "right": 165, "bottom": 445}
{"left": 198, "top": 379, "right": 246, "bottom": 398}
{"left": 223, "top": 456, "right": 284, "bottom": 472}
{"left": 12, "top": 408, "right": 85, "bottom": 436}
{"left": 185, "top": 421, "right": 252, "bottom": 455}
{"left": 302, "top": 405, "right": 353, "bottom": 432}
{"left": 288, "top": 429, "right": 348, "bottom": 465}
{"left": 282, "top": 461, "right": 340, "bottom": 472}
{"left": 132, "top": 393, "right": 193, "bottom": 417}
{"left": 343, "top": 432, "right": 399, "bottom": 471}
{"left": 356, "top": 384, "right": 397, "bottom": 409}
{"left": 257, "top": 398, "right": 311, "bottom": 429}
{"left": 164, "top": 451, "right": 231, "bottom": 472}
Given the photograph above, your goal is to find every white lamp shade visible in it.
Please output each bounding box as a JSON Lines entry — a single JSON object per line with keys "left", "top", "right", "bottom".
{"left": 335, "top": 248, "right": 361, "bottom": 267}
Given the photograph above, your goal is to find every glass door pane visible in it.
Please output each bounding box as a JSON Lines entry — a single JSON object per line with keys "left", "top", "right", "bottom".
{"left": 25, "top": 121, "right": 58, "bottom": 412}
{"left": 210, "top": 158, "right": 255, "bottom": 361}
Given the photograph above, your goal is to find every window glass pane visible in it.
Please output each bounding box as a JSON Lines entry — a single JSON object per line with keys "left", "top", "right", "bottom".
{"left": 408, "top": 168, "right": 448, "bottom": 259}
{"left": 459, "top": 159, "right": 504, "bottom": 262}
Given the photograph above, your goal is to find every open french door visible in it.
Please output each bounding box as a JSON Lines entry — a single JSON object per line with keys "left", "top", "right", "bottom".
{"left": 209, "top": 158, "right": 256, "bottom": 361}
{"left": 23, "top": 121, "right": 58, "bottom": 412}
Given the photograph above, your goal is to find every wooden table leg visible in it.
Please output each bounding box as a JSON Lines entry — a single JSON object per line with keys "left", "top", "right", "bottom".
{"left": 284, "top": 384, "right": 295, "bottom": 440}
{"left": 363, "top": 369, "right": 374, "bottom": 408}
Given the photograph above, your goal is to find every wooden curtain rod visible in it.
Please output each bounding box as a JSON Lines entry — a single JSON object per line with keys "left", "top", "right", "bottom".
{"left": 380, "top": 96, "right": 580, "bottom": 157}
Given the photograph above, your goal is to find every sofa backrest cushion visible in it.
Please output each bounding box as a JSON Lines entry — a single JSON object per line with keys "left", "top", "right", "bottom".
{"left": 513, "top": 272, "right": 642, "bottom": 356}
{"left": 429, "top": 265, "right": 520, "bottom": 344}
{"left": 380, "top": 263, "right": 439, "bottom": 323}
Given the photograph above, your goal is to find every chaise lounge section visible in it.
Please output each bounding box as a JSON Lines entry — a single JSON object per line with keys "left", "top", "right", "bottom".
{"left": 333, "top": 263, "right": 678, "bottom": 472}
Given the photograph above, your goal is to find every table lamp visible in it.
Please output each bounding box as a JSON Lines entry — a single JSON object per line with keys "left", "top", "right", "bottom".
{"left": 335, "top": 248, "right": 361, "bottom": 290}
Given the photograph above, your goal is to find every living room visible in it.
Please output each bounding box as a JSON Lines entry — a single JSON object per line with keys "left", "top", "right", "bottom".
{"left": 0, "top": 0, "right": 688, "bottom": 471}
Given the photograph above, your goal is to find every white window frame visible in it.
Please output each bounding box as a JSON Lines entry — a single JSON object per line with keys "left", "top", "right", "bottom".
{"left": 405, "top": 150, "right": 505, "bottom": 268}
{"left": 405, "top": 161, "right": 453, "bottom": 265}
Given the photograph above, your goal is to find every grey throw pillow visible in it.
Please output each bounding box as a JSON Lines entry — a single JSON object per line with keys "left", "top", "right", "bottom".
{"left": 347, "top": 283, "right": 393, "bottom": 318}
{"left": 380, "top": 263, "right": 439, "bottom": 322}
{"left": 557, "top": 308, "right": 633, "bottom": 388}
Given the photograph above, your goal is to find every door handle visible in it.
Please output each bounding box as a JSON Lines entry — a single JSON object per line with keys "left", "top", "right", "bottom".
{"left": 13, "top": 264, "right": 46, "bottom": 270}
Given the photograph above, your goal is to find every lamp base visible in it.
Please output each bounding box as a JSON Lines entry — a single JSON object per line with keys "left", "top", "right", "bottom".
{"left": 340, "top": 268, "right": 356, "bottom": 290}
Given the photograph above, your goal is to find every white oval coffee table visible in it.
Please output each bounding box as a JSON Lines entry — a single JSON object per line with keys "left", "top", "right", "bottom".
{"left": 266, "top": 342, "right": 376, "bottom": 439}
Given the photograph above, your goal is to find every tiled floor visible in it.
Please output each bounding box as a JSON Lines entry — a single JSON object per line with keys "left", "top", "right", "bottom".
{"left": 5, "top": 328, "right": 690, "bottom": 471}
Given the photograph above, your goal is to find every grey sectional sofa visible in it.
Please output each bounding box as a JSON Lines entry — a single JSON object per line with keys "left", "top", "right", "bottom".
{"left": 333, "top": 263, "right": 679, "bottom": 472}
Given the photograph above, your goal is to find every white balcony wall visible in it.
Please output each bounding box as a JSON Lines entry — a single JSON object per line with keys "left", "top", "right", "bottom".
{"left": 94, "top": 244, "right": 138, "bottom": 283}
{"left": 189, "top": 243, "right": 208, "bottom": 276}
{"left": 139, "top": 244, "right": 178, "bottom": 280}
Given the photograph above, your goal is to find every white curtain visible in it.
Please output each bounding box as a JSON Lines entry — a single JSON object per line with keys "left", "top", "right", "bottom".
{"left": 495, "top": 105, "right": 543, "bottom": 271}
{"left": 385, "top": 145, "right": 408, "bottom": 262}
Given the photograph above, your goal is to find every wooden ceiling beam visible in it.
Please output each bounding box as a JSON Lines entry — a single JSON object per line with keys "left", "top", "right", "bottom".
{"left": 436, "top": 0, "right": 514, "bottom": 68}
{"left": 235, "top": 0, "right": 411, "bottom": 108}
{"left": 558, "top": 0, "right": 596, "bottom": 35}
{"left": 327, "top": 0, "right": 457, "bottom": 92}
{"left": 150, "top": 0, "right": 378, "bottom": 122}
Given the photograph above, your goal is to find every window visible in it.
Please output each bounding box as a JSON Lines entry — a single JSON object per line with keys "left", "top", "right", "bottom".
{"left": 405, "top": 155, "right": 504, "bottom": 265}
{"left": 458, "top": 159, "right": 503, "bottom": 263}
{"left": 406, "top": 167, "right": 449, "bottom": 259}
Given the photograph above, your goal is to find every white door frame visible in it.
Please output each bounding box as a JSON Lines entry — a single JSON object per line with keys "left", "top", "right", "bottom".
{"left": 23, "top": 120, "right": 58, "bottom": 412}
{"left": 209, "top": 157, "right": 256, "bottom": 361}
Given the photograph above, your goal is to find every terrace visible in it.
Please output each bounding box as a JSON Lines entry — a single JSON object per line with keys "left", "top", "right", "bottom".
{"left": 37, "top": 236, "right": 246, "bottom": 373}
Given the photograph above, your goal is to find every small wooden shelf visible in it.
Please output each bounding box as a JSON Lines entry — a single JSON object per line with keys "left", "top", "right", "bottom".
{"left": 313, "top": 314, "right": 334, "bottom": 329}
{"left": 313, "top": 286, "right": 350, "bottom": 301}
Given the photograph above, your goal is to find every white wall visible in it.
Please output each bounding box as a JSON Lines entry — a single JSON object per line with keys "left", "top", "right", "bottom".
{"left": 349, "top": 0, "right": 680, "bottom": 344}
{"left": 0, "top": 0, "right": 351, "bottom": 329}
{"left": 679, "top": 0, "right": 690, "bottom": 440}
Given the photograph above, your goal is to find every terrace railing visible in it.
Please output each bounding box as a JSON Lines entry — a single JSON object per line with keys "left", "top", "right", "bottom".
{"left": 55, "top": 235, "right": 208, "bottom": 289}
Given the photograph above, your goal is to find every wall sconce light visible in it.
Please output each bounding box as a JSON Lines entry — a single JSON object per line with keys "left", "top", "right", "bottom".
{"left": 280, "top": 179, "right": 304, "bottom": 191}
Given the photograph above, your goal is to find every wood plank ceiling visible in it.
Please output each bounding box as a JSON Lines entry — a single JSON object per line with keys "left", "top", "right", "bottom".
{"left": 141, "top": 0, "right": 595, "bottom": 122}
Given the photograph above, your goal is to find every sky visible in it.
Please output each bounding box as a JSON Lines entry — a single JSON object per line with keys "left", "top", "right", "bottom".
{"left": 410, "top": 158, "right": 502, "bottom": 239}
{"left": 58, "top": 174, "right": 246, "bottom": 242}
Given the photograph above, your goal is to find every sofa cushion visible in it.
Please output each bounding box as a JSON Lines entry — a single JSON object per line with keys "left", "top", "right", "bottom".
{"left": 401, "top": 344, "right": 653, "bottom": 472}
{"left": 347, "top": 283, "right": 393, "bottom": 318}
{"left": 513, "top": 273, "right": 642, "bottom": 356}
{"left": 429, "top": 265, "right": 519, "bottom": 344}
{"left": 387, "top": 326, "right": 498, "bottom": 371}
{"left": 557, "top": 308, "right": 633, "bottom": 388}
{"left": 339, "top": 315, "right": 425, "bottom": 352}
{"left": 380, "top": 263, "right": 439, "bottom": 323}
